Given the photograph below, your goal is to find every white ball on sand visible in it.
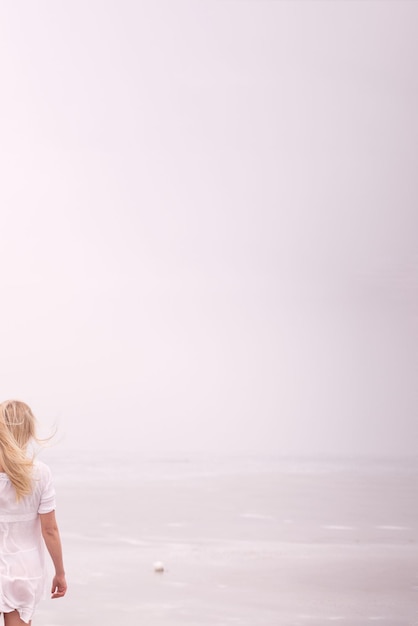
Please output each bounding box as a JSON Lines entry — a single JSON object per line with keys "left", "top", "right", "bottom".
{"left": 153, "top": 561, "right": 164, "bottom": 573}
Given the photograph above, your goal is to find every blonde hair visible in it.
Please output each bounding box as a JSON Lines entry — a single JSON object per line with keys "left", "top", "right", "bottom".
{"left": 0, "top": 400, "right": 38, "bottom": 500}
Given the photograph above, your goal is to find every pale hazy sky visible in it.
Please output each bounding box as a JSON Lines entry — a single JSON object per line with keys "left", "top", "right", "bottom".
{"left": 0, "top": 1, "right": 417, "bottom": 456}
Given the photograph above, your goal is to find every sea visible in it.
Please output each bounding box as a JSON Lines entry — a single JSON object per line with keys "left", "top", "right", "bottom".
{"left": 34, "top": 451, "right": 418, "bottom": 626}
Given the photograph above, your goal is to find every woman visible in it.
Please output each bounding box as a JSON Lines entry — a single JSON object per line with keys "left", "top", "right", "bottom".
{"left": 0, "top": 400, "right": 67, "bottom": 625}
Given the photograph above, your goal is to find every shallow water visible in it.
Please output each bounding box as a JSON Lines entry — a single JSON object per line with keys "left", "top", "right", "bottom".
{"left": 35, "top": 452, "right": 418, "bottom": 625}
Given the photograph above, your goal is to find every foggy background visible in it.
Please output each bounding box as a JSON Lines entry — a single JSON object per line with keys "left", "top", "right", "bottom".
{"left": 0, "top": 1, "right": 416, "bottom": 457}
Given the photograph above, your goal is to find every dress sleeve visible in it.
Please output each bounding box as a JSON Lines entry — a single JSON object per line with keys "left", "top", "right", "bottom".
{"left": 38, "top": 463, "right": 56, "bottom": 514}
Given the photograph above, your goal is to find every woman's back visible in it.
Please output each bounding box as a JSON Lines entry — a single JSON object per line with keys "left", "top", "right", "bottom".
{"left": 0, "top": 461, "right": 55, "bottom": 521}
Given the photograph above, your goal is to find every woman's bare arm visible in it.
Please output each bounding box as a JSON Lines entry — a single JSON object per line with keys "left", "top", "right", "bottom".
{"left": 40, "top": 510, "right": 67, "bottom": 598}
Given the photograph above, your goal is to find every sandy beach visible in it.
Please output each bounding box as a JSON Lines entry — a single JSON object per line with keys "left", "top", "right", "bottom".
{"left": 36, "top": 453, "right": 418, "bottom": 626}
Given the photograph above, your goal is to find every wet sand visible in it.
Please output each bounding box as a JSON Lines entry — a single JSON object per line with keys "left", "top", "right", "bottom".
{"left": 36, "top": 454, "right": 418, "bottom": 625}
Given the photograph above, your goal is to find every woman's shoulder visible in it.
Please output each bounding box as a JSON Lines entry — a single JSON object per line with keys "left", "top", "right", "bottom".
{"left": 32, "top": 459, "right": 53, "bottom": 480}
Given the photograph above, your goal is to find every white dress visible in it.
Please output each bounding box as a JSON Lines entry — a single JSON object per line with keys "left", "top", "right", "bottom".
{"left": 0, "top": 461, "right": 55, "bottom": 624}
